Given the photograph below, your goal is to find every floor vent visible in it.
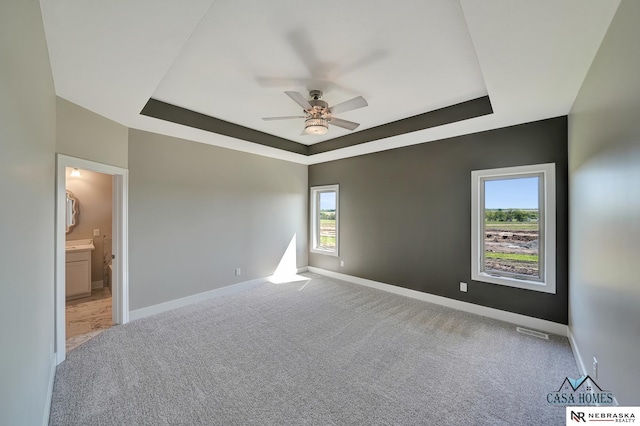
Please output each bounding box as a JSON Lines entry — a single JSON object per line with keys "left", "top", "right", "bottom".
{"left": 516, "top": 327, "right": 549, "bottom": 340}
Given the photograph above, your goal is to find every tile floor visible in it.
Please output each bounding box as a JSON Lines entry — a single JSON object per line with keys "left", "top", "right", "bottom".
{"left": 66, "top": 287, "right": 113, "bottom": 352}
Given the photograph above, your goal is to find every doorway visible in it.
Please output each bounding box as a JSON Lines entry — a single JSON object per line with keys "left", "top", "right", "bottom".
{"left": 55, "top": 154, "right": 129, "bottom": 365}
{"left": 65, "top": 167, "right": 114, "bottom": 351}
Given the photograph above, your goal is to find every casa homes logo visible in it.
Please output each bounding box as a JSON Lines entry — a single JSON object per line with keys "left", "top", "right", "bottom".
{"left": 566, "top": 406, "right": 639, "bottom": 424}
{"left": 548, "top": 375, "right": 615, "bottom": 406}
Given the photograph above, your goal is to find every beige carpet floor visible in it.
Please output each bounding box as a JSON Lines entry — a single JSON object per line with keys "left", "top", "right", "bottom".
{"left": 51, "top": 273, "right": 577, "bottom": 425}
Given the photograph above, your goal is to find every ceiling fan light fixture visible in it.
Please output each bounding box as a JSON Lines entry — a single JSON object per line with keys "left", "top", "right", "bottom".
{"left": 304, "top": 118, "right": 329, "bottom": 135}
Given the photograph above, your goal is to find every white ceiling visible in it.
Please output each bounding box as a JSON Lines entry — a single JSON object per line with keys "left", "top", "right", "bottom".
{"left": 40, "top": 0, "right": 620, "bottom": 165}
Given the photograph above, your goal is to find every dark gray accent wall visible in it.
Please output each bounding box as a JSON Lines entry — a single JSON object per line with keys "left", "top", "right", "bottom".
{"left": 309, "top": 117, "right": 568, "bottom": 324}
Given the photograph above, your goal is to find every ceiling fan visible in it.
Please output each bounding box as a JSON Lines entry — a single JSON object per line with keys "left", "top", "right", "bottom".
{"left": 262, "top": 90, "right": 368, "bottom": 135}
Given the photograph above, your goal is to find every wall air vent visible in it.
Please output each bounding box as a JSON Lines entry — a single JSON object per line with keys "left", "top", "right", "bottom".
{"left": 516, "top": 327, "right": 549, "bottom": 340}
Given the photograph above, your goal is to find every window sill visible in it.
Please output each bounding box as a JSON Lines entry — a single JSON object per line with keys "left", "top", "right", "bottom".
{"left": 310, "top": 248, "right": 339, "bottom": 257}
{"left": 472, "top": 272, "right": 555, "bottom": 294}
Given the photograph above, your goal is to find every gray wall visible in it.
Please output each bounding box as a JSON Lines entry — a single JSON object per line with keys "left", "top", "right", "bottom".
{"left": 0, "top": 0, "right": 57, "bottom": 424}
{"left": 309, "top": 117, "right": 568, "bottom": 324}
{"left": 66, "top": 168, "right": 113, "bottom": 282}
{"left": 57, "top": 97, "right": 128, "bottom": 168}
{"left": 568, "top": 0, "right": 640, "bottom": 405}
{"left": 128, "top": 130, "right": 308, "bottom": 310}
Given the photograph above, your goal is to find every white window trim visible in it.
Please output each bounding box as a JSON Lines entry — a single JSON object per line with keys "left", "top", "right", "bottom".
{"left": 471, "top": 163, "right": 556, "bottom": 294}
{"left": 310, "top": 184, "right": 339, "bottom": 256}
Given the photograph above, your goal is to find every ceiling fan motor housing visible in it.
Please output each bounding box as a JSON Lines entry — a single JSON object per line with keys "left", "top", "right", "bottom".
{"left": 308, "top": 90, "right": 329, "bottom": 112}
{"left": 308, "top": 99, "right": 328, "bottom": 110}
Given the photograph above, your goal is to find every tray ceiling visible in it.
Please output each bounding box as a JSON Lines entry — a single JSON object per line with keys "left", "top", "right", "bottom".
{"left": 40, "top": 0, "right": 620, "bottom": 164}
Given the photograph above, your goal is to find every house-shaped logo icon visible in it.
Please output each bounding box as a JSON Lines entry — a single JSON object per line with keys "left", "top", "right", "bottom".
{"left": 547, "top": 375, "right": 614, "bottom": 405}
{"left": 559, "top": 375, "right": 600, "bottom": 392}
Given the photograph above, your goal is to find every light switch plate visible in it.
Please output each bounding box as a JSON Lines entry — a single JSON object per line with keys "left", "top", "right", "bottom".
{"left": 93, "top": 228, "right": 100, "bottom": 237}
{"left": 460, "top": 282, "right": 468, "bottom": 292}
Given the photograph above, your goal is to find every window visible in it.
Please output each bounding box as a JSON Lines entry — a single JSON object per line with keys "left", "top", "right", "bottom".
{"left": 471, "top": 163, "right": 556, "bottom": 293}
{"left": 310, "top": 185, "right": 339, "bottom": 256}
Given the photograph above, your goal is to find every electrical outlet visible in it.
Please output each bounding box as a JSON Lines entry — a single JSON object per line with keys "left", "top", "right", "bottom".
{"left": 340, "top": 260, "right": 344, "bottom": 267}
{"left": 593, "top": 357, "right": 598, "bottom": 379}
{"left": 235, "top": 268, "right": 241, "bottom": 276}
{"left": 93, "top": 228, "right": 100, "bottom": 237}
{"left": 460, "top": 282, "right": 468, "bottom": 292}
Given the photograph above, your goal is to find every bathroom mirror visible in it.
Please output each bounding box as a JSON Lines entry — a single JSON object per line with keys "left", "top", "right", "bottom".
{"left": 66, "top": 190, "right": 79, "bottom": 234}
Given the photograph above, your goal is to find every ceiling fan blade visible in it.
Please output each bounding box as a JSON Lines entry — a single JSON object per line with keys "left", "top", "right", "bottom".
{"left": 286, "top": 29, "right": 338, "bottom": 78}
{"left": 285, "top": 91, "right": 312, "bottom": 111}
{"left": 337, "top": 49, "right": 388, "bottom": 78}
{"left": 329, "top": 96, "right": 368, "bottom": 115}
{"left": 329, "top": 117, "right": 360, "bottom": 131}
{"left": 262, "top": 116, "right": 306, "bottom": 121}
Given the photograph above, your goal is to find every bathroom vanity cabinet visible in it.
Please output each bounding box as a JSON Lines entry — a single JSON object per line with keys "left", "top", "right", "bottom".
{"left": 66, "top": 240, "right": 94, "bottom": 300}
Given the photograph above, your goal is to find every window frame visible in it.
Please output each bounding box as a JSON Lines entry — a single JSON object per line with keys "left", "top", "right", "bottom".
{"left": 471, "top": 163, "right": 556, "bottom": 294}
{"left": 310, "top": 184, "right": 339, "bottom": 256}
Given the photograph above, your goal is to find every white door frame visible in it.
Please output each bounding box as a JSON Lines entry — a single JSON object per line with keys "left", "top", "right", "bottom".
{"left": 55, "top": 154, "right": 129, "bottom": 364}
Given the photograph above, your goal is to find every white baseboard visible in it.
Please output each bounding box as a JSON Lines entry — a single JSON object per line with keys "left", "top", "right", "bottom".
{"left": 567, "top": 327, "right": 620, "bottom": 406}
{"left": 308, "top": 267, "right": 568, "bottom": 336}
{"left": 42, "top": 355, "right": 56, "bottom": 426}
{"left": 568, "top": 327, "right": 588, "bottom": 376}
{"left": 129, "top": 267, "right": 309, "bottom": 321}
{"left": 91, "top": 280, "right": 104, "bottom": 289}
{"left": 129, "top": 277, "right": 268, "bottom": 321}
